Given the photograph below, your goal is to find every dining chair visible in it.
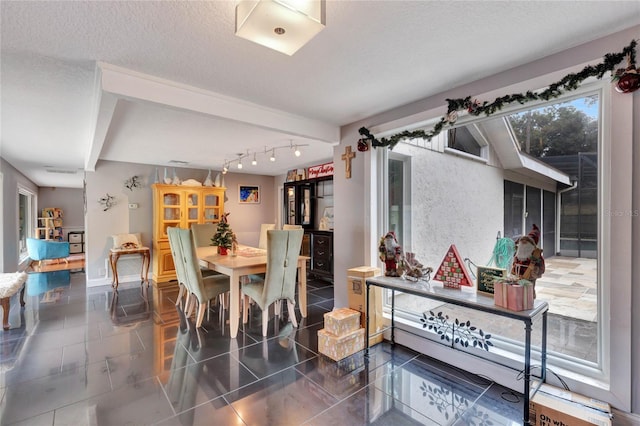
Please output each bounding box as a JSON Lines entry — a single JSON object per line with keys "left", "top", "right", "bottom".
{"left": 167, "top": 227, "right": 192, "bottom": 313}
{"left": 190, "top": 223, "right": 216, "bottom": 248}
{"left": 241, "top": 229, "right": 304, "bottom": 336}
{"left": 282, "top": 224, "right": 302, "bottom": 230}
{"left": 258, "top": 224, "right": 276, "bottom": 250}
{"left": 175, "top": 227, "right": 231, "bottom": 328}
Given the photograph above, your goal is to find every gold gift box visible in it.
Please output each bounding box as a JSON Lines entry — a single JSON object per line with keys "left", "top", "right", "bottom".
{"left": 318, "top": 328, "right": 365, "bottom": 361}
{"left": 323, "top": 307, "right": 361, "bottom": 337}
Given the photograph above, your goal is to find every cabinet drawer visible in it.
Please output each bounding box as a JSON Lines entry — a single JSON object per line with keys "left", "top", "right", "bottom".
{"left": 69, "top": 243, "right": 83, "bottom": 254}
{"left": 68, "top": 233, "right": 84, "bottom": 243}
{"left": 313, "top": 235, "right": 331, "bottom": 247}
{"left": 313, "top": 246, "right": 330, "bottom": 260}
{"left": 313, "top": 258, "right": 331, "bottom": 272}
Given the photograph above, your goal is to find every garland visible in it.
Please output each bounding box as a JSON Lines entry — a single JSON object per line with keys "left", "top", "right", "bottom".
{"left": 359, "top": 40, "right": 637, "bottom": 149}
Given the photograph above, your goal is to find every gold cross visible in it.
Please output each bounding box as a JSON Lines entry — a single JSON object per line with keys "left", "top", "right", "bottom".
{"left": 341, "top": 145, "right": 356, "bottom": 179}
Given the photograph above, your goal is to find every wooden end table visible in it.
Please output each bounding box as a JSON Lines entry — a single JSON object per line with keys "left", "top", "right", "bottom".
{"left": 109, "top": 247, "right": 151, "bottom": 290}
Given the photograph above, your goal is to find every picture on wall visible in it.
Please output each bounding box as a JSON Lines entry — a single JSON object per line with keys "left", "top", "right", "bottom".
{"left": 239, "top": 185, "right": 260, "bottom": 204}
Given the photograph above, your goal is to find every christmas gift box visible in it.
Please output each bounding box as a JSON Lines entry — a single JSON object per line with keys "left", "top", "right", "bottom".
{"left": 507, "top": 281, "right": 534, "bottom": 311}
{"left": 494, "top": 278, "right": 534, "bottom": 311}
{"left": 318, "top": 328, "right": 365, "bottom": 361}
{"left": 323, "top": 308, "right": 361, "bottom": 337}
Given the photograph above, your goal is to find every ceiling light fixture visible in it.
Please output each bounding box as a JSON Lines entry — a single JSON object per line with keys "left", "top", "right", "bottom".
{"left": 235, "top": 0, "right": 326, "bottom": 56}
{"left": 237, "top": 153, "right": 243, "bottom": 169}
{"left": 270, "top": 149, "right": 276, "bottom": 162}
{"left": 252, "top": 153, "right": 258, "bottom": 166}
{"left": 290, "top": 140, "right": 301, "bottom": 157}
{"left": 222, "top": 163, "right": 229, "bottom": 174}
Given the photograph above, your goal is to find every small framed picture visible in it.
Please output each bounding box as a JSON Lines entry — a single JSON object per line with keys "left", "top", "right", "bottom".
{"left": 239, "top": 185, "right": 260, "bottom": 204}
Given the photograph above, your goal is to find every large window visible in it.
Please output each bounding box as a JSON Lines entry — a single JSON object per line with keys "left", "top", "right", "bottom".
{"left": 381, "top": 90, "right": 605, "bottom": 381}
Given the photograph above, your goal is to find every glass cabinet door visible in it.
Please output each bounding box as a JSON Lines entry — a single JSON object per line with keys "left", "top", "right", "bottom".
{"left": 301, "top": 187, "right": 311, "bottom": 225}
{"left": 185, "top": 192, "right": 199, "bottom": 228}
{"left": 203, "top": 193, "right": 220, "bottom": 224}
{"left": 286, "top": 186, "right": 296, "bottom": 225}
{"left": 161, "top": 191, "right": 181, "bottom": 237}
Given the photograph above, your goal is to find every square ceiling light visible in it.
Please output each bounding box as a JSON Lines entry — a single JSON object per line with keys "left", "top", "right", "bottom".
{"left": 235, "top": 0, "right": 326, "bottom": 56}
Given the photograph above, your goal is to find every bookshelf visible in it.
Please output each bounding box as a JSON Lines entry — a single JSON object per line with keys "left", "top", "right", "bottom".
{"left": 35, "top": 208, "right": 63, "bottom": 240}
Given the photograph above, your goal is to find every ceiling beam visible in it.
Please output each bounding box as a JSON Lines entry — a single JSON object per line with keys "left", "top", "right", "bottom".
{"left": 97, "top": 62, "right": 340, "bottom": 144}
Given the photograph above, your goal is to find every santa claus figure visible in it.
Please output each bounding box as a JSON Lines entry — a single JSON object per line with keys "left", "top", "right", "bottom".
{"left": 379, "top": 231, "right": 403, "bottom": 277}
{"left": 511, "top": 224, "right": 545, "bottom": 297}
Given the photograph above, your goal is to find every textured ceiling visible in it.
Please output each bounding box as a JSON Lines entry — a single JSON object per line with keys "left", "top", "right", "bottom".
{"left": 1, "top": 1, "right": 639, "bottom": 187}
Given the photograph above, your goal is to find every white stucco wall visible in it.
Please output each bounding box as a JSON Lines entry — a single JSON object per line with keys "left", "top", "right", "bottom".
{"left": 395, "top": 143, "right": 504, "bottom": 272}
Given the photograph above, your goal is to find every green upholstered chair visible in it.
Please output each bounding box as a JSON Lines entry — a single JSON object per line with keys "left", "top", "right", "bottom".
{"left": 190, "top": 223, "right": 216, "bottom": 248}
{"left": 171, "top": 227, "right": 230, "bottom": 328}
{"left": 241, "top": 229, "right": 303, "bottom": 336}
{"left": 167, "top": 227, "right": 192, "bottom": 312}
{"left": 258, "top": 224, "right": 276, "bottom": 250}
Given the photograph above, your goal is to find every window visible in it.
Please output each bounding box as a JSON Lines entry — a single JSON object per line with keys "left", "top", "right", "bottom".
{"left": 380, "top": 90, "right": 607, "bottom": 383}
{"left": 18, "top": 186, "right": 35, "bottom": 261}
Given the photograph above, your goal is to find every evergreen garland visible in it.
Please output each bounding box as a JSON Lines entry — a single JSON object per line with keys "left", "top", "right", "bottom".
{"left": 360, "top": 40, "right": 637, "bottom": 149}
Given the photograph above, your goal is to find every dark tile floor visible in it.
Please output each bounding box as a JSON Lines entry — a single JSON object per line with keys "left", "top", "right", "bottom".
{"left": 0, "top": 270, "right": 524, "bottom": 425}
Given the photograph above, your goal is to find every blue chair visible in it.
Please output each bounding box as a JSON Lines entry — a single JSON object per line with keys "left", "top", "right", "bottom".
{"left": 26, "top": 238, "right": 70, "bottom": 268}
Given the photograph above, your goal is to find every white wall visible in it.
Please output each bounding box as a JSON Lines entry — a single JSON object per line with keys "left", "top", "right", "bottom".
{"left": 1, "top": 157, "right": 38, "bottom": 272}
{"left": 396, "top": 143, "right": 504, "bottom": 271}
{"left": 84, "top": 160, "right": 276, "bottom": 284}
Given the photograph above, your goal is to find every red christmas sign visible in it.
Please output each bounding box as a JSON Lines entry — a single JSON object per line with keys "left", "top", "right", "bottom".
{"left": 434, "top": 244, "right": 473, "bottom": 289}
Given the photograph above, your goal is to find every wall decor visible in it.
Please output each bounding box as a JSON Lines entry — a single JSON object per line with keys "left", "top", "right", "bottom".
{"left": 98, "top": 194, "right": 116, "bottom": 211}
{"left": 238, "top": 185, "right": 260, "bottom": 204}
{"left": 124, "top": 176, "right": 142, "bottom": 191}
{"left": 341, "top": 146, "right": 355, "bottom": 179}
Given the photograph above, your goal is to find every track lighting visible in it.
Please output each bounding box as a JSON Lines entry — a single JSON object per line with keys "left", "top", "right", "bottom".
{"left": 252, "top": 153, "right": 257, "bottom": 166}
{"left": 222, "top": 163, "right": 229, "bottom": 174}
{"left": 294, "top": 145, "right": 301, "bottom": 157}
{"left": 270, "top": 149, "right": 276, "bottom": 162}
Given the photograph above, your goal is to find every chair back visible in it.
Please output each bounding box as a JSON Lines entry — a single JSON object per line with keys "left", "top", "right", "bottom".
{"left": 282, "top": 224, "right": 302, "bottom": 230}
{"left": 167, "top": 227, "right": 190, "bottom": 293}
{"left": 176, "top": 228, "right": 208, "bottom": 303}
{"left": 262, "top": 229, "right": 304, "bottom": 306}
{"left": 258, "top": 224, "right": 276, "bottom": 250}
{"left": 190, "top": 223, "right": 216, "bottom": 248}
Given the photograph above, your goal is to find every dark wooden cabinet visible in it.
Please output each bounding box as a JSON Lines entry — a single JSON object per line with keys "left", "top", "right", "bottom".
{"left": 308, "top": 230, "right": 333, "bottom": 280}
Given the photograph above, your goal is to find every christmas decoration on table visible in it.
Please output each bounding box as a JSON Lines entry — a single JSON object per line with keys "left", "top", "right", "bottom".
{"left": 378, "top": 231, "right": 403, "bottom": 277}
{"left": 211, "top": 212, "right": 234, "bottom": 255}
{"left": 494, "top": 277, "right": 534, "bottom": 311}
{"left": 358, "top": 40, "right": 637, "bottom": 149}
{"left": 511, "top": 224, "right": 545, "bottom": 298}
{"left": 403, "top": 252, "right": 433, "bottom": 282}
{"left": 434, "top": 245, "right": 473, "bottom": 289}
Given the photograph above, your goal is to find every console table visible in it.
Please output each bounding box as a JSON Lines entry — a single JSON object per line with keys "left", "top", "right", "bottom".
{"left": 365, "top": 275, "right": 548, "bottom": 425}
{"left": 109, "top": 247, "right": 151, "bottom": 290}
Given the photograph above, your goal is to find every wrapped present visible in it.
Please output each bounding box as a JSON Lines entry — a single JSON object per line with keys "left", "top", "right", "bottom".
{"left": 494, "top": 278, "right": 534, "bottom": 311}
{"left": 318, "top": 328, "right": 365, "bottom": 361}
{"left": 507, "top": 281, "right": 534, "bottom": 311}
{"left": 324, "top": 308, "right": 361, "bottom": 337}
{"left": 494, "top": 279, "right": 509, "bottom": 308}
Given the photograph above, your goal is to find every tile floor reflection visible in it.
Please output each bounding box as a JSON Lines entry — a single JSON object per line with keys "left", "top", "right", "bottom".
{"left": 1, "top": 270, "right": 524, "bottom": 425}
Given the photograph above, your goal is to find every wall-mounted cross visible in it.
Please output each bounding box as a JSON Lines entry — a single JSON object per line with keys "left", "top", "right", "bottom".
{"left": 341, "top": 145, "right": 356, "bottom": 179}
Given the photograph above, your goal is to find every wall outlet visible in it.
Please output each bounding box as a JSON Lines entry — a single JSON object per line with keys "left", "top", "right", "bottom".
{"left": 128, "top": 203, "right": 139, "bottom": 209}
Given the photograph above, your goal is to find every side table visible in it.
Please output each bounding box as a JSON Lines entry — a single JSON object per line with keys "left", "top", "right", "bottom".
{"left": 109, "top": 247, "right": 151, "bottom": 290}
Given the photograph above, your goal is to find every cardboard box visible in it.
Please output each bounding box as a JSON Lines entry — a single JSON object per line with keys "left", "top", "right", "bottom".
{"left": 347, "top": 267, "right": 384, "bottom": 346}
{"left": 529, "top": 390, "right": 612, "bottom": 425}
{"left": 318, "top": 328, "right": 365, "bottom": 361}
{"left": 323, "top": 308, "right": 361, "bottom": 337}
{"left": 537, "top": 383, "right": 610, "bottom": 414}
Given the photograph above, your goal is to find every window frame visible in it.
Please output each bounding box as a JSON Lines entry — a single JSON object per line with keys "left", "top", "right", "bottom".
{"left": 17, "top": 185, "right": 36, "bottom": 263}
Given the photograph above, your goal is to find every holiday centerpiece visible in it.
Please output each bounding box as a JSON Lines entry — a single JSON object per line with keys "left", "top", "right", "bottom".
{"left": 211, "top": 212, "right": 234, "bottom": 255}
{"left": 378, "top": 231, "right": 403, "bottom": 277}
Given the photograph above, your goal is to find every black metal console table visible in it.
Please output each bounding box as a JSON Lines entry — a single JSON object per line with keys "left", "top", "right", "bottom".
{"left": 365, "top": 276, "right": 548, "bottom": 425}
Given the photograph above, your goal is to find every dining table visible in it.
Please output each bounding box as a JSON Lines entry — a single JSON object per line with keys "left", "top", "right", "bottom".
{"left": 196, "top": 245, "right": 310, "bottom": 338}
